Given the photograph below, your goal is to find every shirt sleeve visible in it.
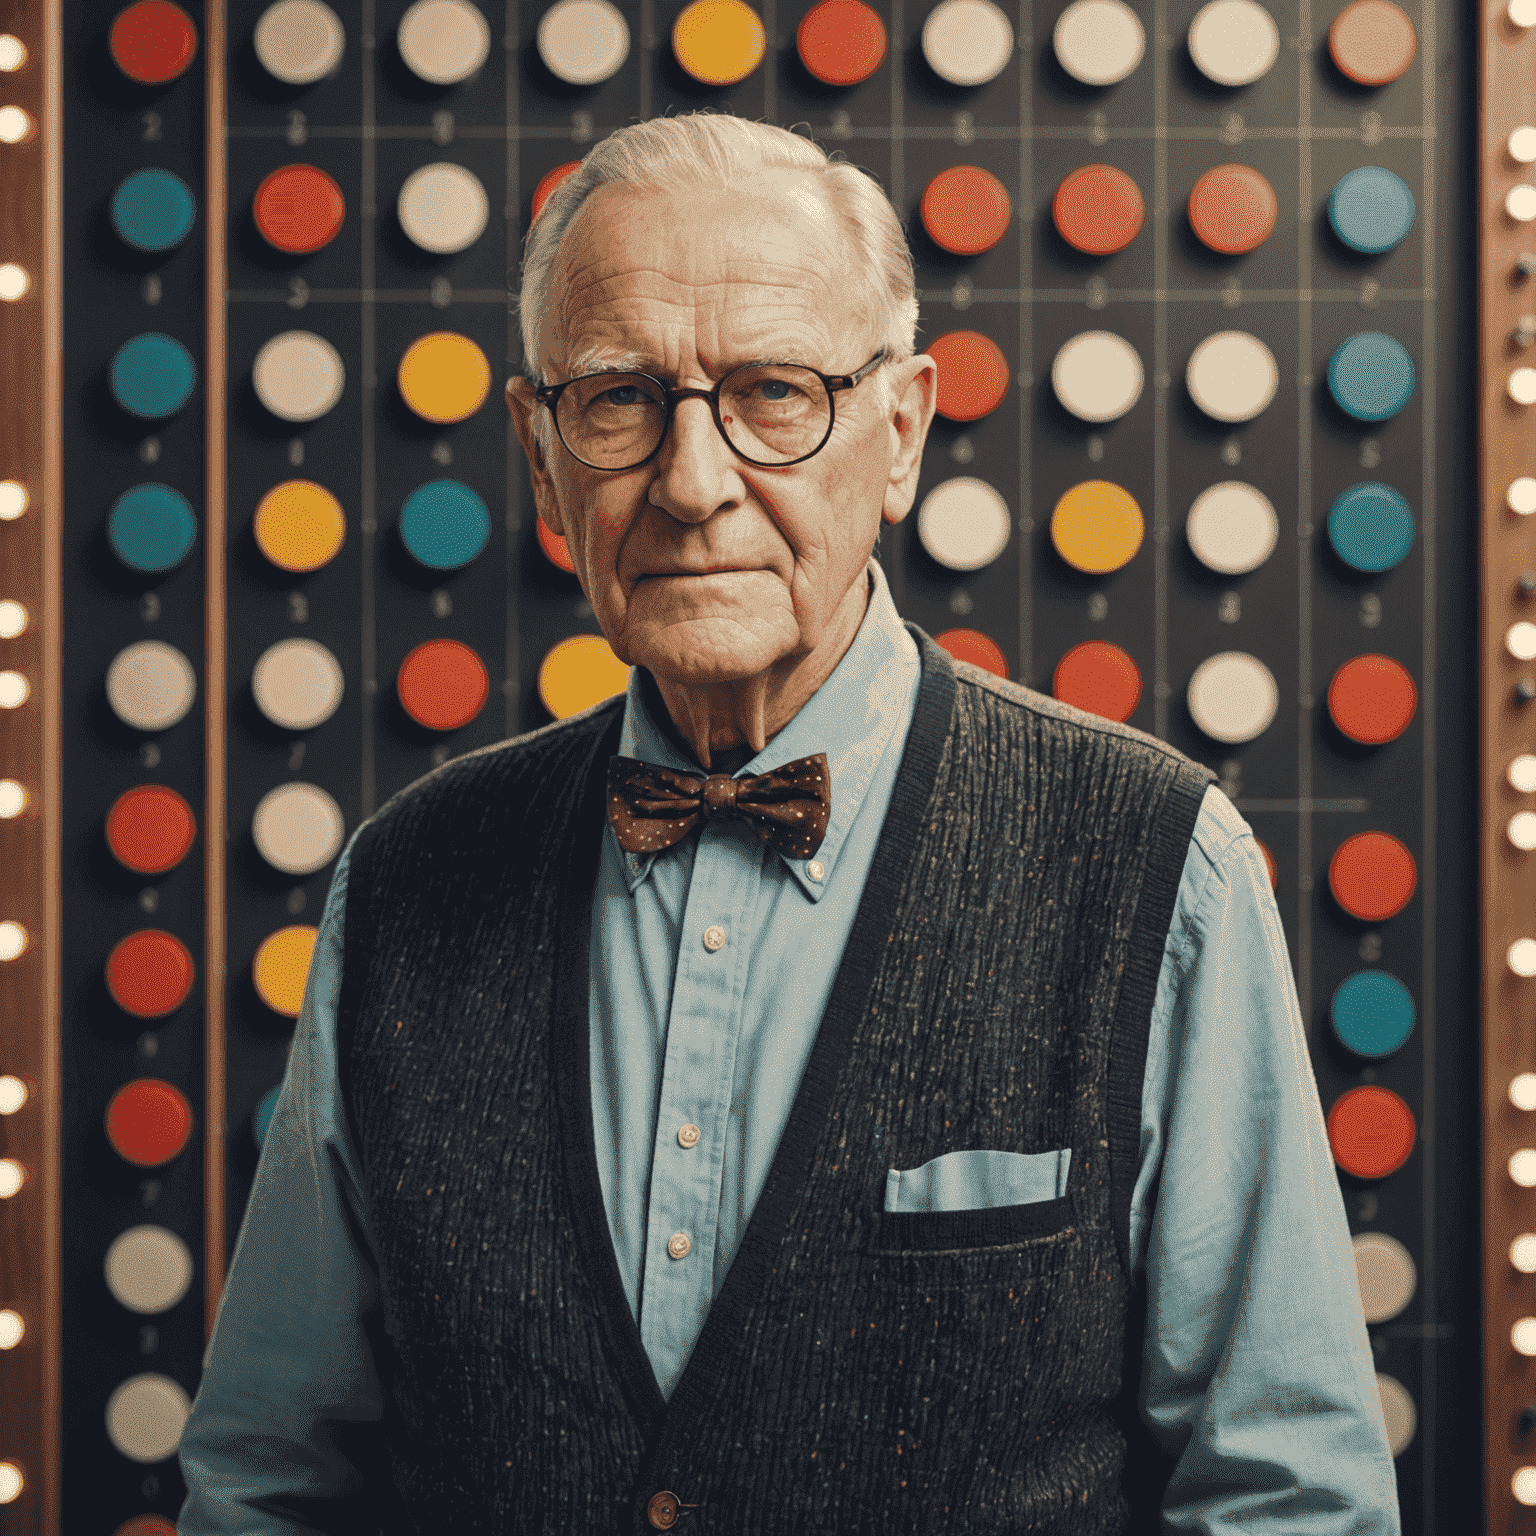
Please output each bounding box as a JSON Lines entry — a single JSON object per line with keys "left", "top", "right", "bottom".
{"left": 177, "top": 830, "right": 390, "bottom": 1535}
{"left": 1135, "top": 785, "right": 1403, "bottom": 1534}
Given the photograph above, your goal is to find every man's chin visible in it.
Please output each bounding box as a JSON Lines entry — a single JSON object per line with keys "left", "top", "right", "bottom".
{"left": 625, "top": 618, "right": 795, "bottom": 688}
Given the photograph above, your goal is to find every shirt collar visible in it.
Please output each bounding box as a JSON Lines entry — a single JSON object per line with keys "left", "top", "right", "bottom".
{"left": 612, "top": 558, "right": 920, "bottom": 902}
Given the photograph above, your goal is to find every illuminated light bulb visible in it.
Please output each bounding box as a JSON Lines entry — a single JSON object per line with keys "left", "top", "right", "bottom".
{"left": 1516, "top": 1466, "right": 1536, "bottom": 1506}
{"left": 0, "top": 37, "right": 25, "bottom": 71}
{"left": 0, "top": 1159, "right": 22, "bottom": 1197}
{"left": 0, "top": 1309, "right": 21, "bottom": 1348}
{"left": 1512, "top": 754, "right": 1536, "bottom": 792}
{"left": 1510, "top": 1149, "right": 1536, "bottom": 1186}
{"left": 0, "top": 780, "right": 24, "bottom": 818}
{"left": 0, "top": 1075, "right": 25, "bottom": 1114}
{"left": 0, "top": 600, "right": 26, "bottom": 638}
{"left": 0, "top": 105, "right": 28, "bottom": 144}
{"left": 0, "top": 1462, "right": 19, "bottom": 1504}
{"left": 0, "top": 921, "right": 25, "bottom": 961}
{"left": 1516, "top": 1318, "right": 1536, "bottom": 1356}
{"left": 1516, "top": 128, "right": 1536, "bottom": 165}
{"left": 0, "top": 264, "right": 28, "bottom": 302}
{"left": 1512, "top": 477, "right": 1536, "bottom": 515}
{"left": 1512, "top": 186, "right": 1536, "bottom": 223}
{"left": 1513, "top": 813, "right": 1536, "bottom": 850}
{"left": 1512, "top": 368, "right": 1536, "bottom": 406}
{"left": 1513, "top": 1073, "right": 1536, "bottom": 1110}
{"left": 0, "top": 670, "right": 27, "bottom": 708}
{"left": 1512, "top": 1234, "right": 1536, "bottom": 1272}
{"left": 1512, "top": 938, "right": 1536, "bottom": 977}
{"left": 0, "top": 481, "right": 26, "bottom": 520}
{"left": 1509, "top": 621, "right": 1536, "bottom": 660}
{"left": 1513, "top": 0, "right": 1536, "bottom": 25}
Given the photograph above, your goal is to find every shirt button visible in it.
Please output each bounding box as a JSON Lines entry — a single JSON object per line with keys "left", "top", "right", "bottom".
{"left": 647, "top": 1491, "right": 680, "bottom": 1529}
{"left": 702, "top": 924, "right": 726, "bottom": 951}
{"left": 677, "top": 1123, "right": 701, "bottom": 1148}
{"left": 667, "top": 1231, "right": 691, "bottom": 1259}
{"left": 807, "top": 859, "right": 825, "bottom": 881}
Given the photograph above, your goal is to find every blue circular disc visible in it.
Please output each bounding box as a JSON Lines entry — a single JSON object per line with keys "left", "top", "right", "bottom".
{"left": 1327, "top": 482, "right": 1415, "bottom": 572}
{"left": 1328, "top": 166, "right": 1415, "bottom": 255}
{"left": 1327, "top": 332, "right": 1416, "bottom": 421}
{"left": 1330, "top": 970, "right": 1415, "bottom": 1058}
{"left": 109, "top": 333, "right": 197, "bottom": 419}
{"left": 253, "top": 1082, "right": 282, "bottom": 1148}
{"left": 107, "top": 483, "right": 197, "bottom": 573}
{"left": 398, "top": 480, "right": 491, "bottom": 570}
{"left": 110, "top": 168, "right": 197, "bottom": 253}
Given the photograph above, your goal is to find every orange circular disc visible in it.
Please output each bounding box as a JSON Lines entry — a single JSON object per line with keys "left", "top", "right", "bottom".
{"left": 252, "top": 164, "right": 346, "bottom": 255}
{"left": 1329, "top": 831, "right": 1417, "bottom": 921}
{"left": 531, "top": 160, "right": 581, "bottom": 223}
{"left": 927, "top": 330, "right": 1010, "bottom": 421}
{"left": 1328, "top": 654, "right": 1417, "bottom": 744}
{"left": 537, "top": 514, "right": 576, "bottom": 573}
{"left": 935, "top": 627, "right": 1008, "bottom": 678}
{"left": 1053, "top": 641, "right": 1142, "bottom": 722}
{"left": 1327, "top": 1085, "right": 1416, "bottom": 1179}
{"left": 797, "top": 0, "right": 887, "bottom": 84}
{"left": 920, "top": 165, "right": 1013, "bottom": 256}
{"left": 106, "top": 929, "right": 196, "bottom": 1018}
{"left": 105, "top": 784, "right": 196, "bottom": 875}
{"left": 1187, "top": 164, "right": 1279, "bottom": 255}
{"left": 397, "top": 639, "right": 490, "bottom": 730}
{"left": 105, "top": 1078, "right": 194, "bottom": 1168}
{"left": 1052, "top": 165, "right": 1146, "bottom": 255}
{"left": 253, "top": 925, "right": 318, "bottom": 1017}
{"left": 1328, "top": 0, "right": 1417, "bottom": 85}
{"left": 1254, "top": 837, "right": 1278, "bottom": 890}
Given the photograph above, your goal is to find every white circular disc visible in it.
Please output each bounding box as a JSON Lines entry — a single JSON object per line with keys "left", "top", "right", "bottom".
{"left": 398, "top": 0, "right": 490, "bottom": 84}
{"left": 1375, "top": 1374, "right": 1416, "bottom": 1457}
{"left": 253, "top": 0, "right": 346, "bottom": 84}
{"left": 1187, "top": 0, "right": 1279, "bottom": 85}
{"left": 1512, "top": 0, "right": 1536, "bottom": 27}
{"left": 252, "top": 781, "right": 346, "bottom": 874}
{"left": 1185, "top": 481, "right": 1279, "bottom": 573}
{"left": 1186, "top": 650, "right": 1278, "bottom": 742}
{"left": 105, "top": 1373, "right": 192, "bottom": 1463}
{"left": 1512, "top": 127, "right": 1536, "bottom": 164}
{"left": 1510, "top": 753, "right": 1536, "bottom": 792}
{"left": 1511, "top": 811, "right": 1536, "bottom": 850}
{"left": 1511, "top": 367, "right": 1536, "bottom": 405}
{"left": 106, "top": 640, "right": 196, "bottom": 732}
{"left": 1051, "top": 331, "right": 1144, "bottom": 422}
{"left": 1053, "top": 0, "right": 1146, "bottom": 85}
{"left": 1352, "top": 1232, "right": 1416, "bottom": 1323}
{"left": 251, "top": 638, "right": 345, "bottom": 731}
{"left": 252, "top": 331, "right": 346, "bottom": 423}
{"left": 1509, "top": 477, "right": 1536, "bottom": 514}
{"left": 1509, "top": 621, "right": 1536, "bottom": 660}
{"left": 105, "top": 1226, "right": 194, "bottom": 1315}
{"left": 397, "top": 162, "right": 489, "bottom": 254}
{"left": 1508, "top": 184, "right": 1536, "bottom": 221}
{"left": 917, "top": 476, "right": 1012, "bottom": 571}
{"left": 1186, "top": 330, "right": 1279, "bottom": 422}
{"left": 922, "top": 0, "right": 1015, "bottom": 86}
{"left": 538, "top": 0, "right": 630, "bottom": 84}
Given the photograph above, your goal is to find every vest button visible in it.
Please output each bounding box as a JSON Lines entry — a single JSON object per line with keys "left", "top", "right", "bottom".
{"left": 667, "top": 1231, "right": 691, "bottom": 1259}
{"left": 702, "top": 924, "right": 726, "bottom": 952}
{"left": 677, "top": 1123, "right": 700, "bottom": 1148}
{"left": 647, "top": 1490, "right": 680, "bottom": 1528}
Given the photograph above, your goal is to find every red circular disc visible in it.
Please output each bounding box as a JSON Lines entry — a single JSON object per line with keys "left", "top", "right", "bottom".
{"left": 927, "top": 330, "right": 1010, "bottom": 421}
{"left": 532, "top": 161, "right": 581, "bottom": 223}
{"left": 797, "top": 0, "right": 888, "bottom": 84}
{"left": 113, "top": 1519, "right": 179, "bottom": 1536}
{"left": 1329, "top": 831, "right": 1417, "bottom": 921}
{"left": 537, "top": 514, "right": 576, "bottom": 573}
{"left": 398, "top": 639, "right": 489, "bottom": 730}
{"left": 252, "top": 164, "right": 347, "bottom": 255}
{"left": 935, "top": 627, "right": 1008, "bottom": 678}
{"left": 105, "top": 784, "right": 196, "bottom": 875}
{"left": 1052, "top": 641, "right": 1142, "bottom": 722}
{"left": 1327, "top": 1085, "right": 1416, "bottom": 1179}
{"left": 105, "top": 1078, "right": 193, "bottom": 1168}
{"left": 1254, "top": 837, "right": 1278, "bottom": 891}
{"left": 1328, "top": 0, "right": 1417, "bottom": 85}
{"left": 921, "top": 166, "right": 1013, "bottom": 256}
{"left": 109, "top": 0, "right": 198, "bottom": 84}
{"left": 1052, "top": 165, "right": 1146, "bottom": 256}
{"left": 1187, "top": 164, "right": 1279, "bottom": 255}
{"left": 106, "top": 929, "right": 196, "bottom": 1018}
{"left": 1328, "top": 654, "right": 1417, "bottom": 744}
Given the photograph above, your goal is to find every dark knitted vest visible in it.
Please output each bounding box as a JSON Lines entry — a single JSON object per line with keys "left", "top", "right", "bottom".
{"left": 336, "top": 628, "right": 1215, "bottom": 1535}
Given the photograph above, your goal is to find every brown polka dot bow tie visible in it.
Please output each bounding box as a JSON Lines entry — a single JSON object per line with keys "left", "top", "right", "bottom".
{"left": 606, "top": 753, "right": 832, "bottom": 860}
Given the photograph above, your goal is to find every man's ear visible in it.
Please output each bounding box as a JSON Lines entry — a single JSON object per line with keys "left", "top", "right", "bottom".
{"left": 506, "top": 376, "right": 566, "bottom": 537}
{"left": 881, "top": 354, "right": 939, "bottom": 526}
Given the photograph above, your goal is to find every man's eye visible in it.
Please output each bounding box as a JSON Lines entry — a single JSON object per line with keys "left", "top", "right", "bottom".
{"left": 600, "top": 385, "right": 648, "bottom": 406}
{"left": 755, "top": 379, "right": 796, "bottom": 401}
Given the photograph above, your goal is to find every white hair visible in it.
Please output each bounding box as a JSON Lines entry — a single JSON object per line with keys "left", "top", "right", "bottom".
{"left": 513, "top": 112, "right": 920, "bottom": 413}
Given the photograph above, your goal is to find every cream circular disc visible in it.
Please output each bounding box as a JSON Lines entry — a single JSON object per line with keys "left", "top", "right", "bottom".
{"left": 251, "top": 638, "right": 345, "bottom": 730}
{"left": 538, "top": 0, "right": 630, "bottom": 83}
{"left": 106, "top": 1374, "right": 192, "bottom": 1463}
{"left": 1187, "top": 0, "right": 1280, "bottom": 85}
{"left": 1053, "top": 0, "right": 1146, "bottom": 85}
{"left": 106, "top": 640, "right": 197, "bottom": 732}
{"left": 1051, "top": 331, "right": 1144, "bottom": 422}
{"left": 1352, "top": 1232, "right": 1417, "bottom": 1323}
{"left": 917, "top": 477, "right": 1012, "bottom": 571}
{"left": 397, "top": 162, "right": 489, "bottom": 254}
{"left": 398, "top": 0, "right": 491, "bottom": 84}
{"left": 105, "top": 1225, "right": 195, "bottom": 1314}
{"left": 253, "top": 0, "right": 346, "bottom": 84}
{"left": 1186, "top": 330, "right": 1279, "bottom": 422}
{"left": 922, "top": 0, "right": 1015, "bottom": 86}
{"left": 1185, "top": 481, "right": 1278, "bottom": 574}
{"left": 1375, "top": 1374, "right": 1416, "bottom": 1457}
{"left": 252, "top": 331, "right": 346, "bottom": 423}
{"left": 252, "top": 781, "right": 346, "bottom": 874}
{"left": 1187, "top": 650, "right": 1279, "bottom": 741}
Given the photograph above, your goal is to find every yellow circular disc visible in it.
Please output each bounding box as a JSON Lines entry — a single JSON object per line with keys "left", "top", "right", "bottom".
{"left": 538, "top": 633, "right": 631, "bottom": 719}
{"left": 673, "top": 0, "right": 766, "bottom": 84}
{"left": 397, "top": 331, "right": 492, "bottom": 423}
{"left": 1050, "top": 480, "right": 1145, "bottom": 573}
{"left": 252, "top": 924, "right": 319, "bottom": 1018}
{"left": 253, "top": 480, "right": 347, "bottom": 572}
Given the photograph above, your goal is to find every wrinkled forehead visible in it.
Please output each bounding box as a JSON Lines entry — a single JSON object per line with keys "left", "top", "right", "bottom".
{"left": 542, "top": 175, "right": 870, "bottom": 378}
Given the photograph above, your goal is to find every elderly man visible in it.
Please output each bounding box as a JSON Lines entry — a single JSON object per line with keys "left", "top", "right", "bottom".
{"left": 177, "top": 113, "right": 1400, "bottom": 1534}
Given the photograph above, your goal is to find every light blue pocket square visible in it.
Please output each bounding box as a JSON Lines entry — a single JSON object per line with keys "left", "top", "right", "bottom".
{"left": 884, "top": 1147, "right": 1072, "bottom": 1214}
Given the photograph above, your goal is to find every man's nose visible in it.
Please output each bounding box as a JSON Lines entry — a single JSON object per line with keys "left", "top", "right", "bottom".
{"left": 646, "top": 396, "right": 741, "bottom": 523}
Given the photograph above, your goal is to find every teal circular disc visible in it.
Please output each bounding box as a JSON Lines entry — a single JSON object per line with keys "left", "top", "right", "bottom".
{"left": 1328, "top": 167, "right": 1416, "bottom": 254}
{"left": 398, "top": 479, "right": 491, "bottom": 570}
{"left": 1327, "top": 332, "right": 1416, "bottom": 421}
{"left": 107, "top": 483, "right": 197, "bottom": 573}
{"left": 110, "top": 332, "right": 197, "bottom": 419}
{"left": 1330, "top": 970, "right": 1415, "bottom": 1058}
{"left": 111, "top": 168, "right": 197, "bottom": 253}
{"left": 253, "top": 1082, "right": 282, "bottom": 1148}
{"left": 1327, "top": 483, "right": 1415, "bottom": 572}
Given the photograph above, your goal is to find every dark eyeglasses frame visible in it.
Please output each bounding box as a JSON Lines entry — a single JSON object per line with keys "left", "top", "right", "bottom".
{"left": 533, "top": 348, "right": 889, "bottom": 471}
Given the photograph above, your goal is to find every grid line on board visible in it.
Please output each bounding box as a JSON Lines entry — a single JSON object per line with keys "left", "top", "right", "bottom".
{"left": 1152, "top": 0, "right": 1169, "bottom": 741}
{"left": 359, "top": 0, "right": 378, "bottom": 819}
{"left": 1018, "top": 1, "right": 1032, "bottom": 691}
{"left": 1296, "top": 0, "right": 1314, "bottom": 1040}
{"left": 504, "top": 0, "right": 519, "bottom": 740}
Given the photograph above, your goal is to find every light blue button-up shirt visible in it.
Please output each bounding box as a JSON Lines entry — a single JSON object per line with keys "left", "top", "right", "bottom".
{"left": 177, "top": 560, "right": 1401, "bottom": 1533}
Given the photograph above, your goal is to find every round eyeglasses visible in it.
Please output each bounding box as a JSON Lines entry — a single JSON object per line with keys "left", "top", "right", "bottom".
{"left": 533, "top": 349, "right": 888, "bottom": 472}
